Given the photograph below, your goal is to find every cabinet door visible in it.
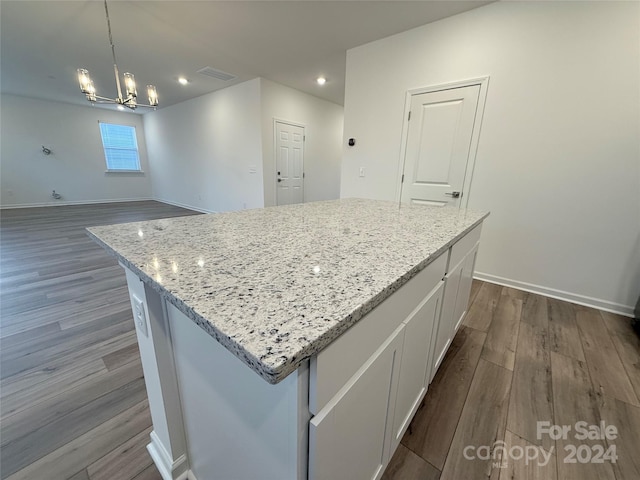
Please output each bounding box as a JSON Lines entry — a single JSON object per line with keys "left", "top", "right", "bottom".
{"left": 430, "top": 260, "right": 463, "bottom": 382}
{"left": 391, "top": 281, "right": 444, "bottom": 452}
{"left": 452, "top": 243, "right": 479, "bottom": 332}
{"left": 309, "top": 326, "right": 404, "bottom": 480}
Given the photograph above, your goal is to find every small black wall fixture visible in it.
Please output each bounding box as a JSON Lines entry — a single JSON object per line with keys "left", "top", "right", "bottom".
{"left": 42, "top": 146, "right": 52, "bottom": 155}
{"left": 348, "top": 138, "right": 356, "bottom": 147}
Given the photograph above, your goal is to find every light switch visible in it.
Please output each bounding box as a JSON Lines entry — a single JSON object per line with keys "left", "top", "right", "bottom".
{"left": 132, "top": 294, "right": 148, "bottom": 337}
{"left": 359, "top": 167, "right": 365, "bottom": 177}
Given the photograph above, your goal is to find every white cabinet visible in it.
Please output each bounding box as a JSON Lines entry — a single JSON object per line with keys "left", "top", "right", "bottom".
{"left": 430, "top": 225, "right": 481, "bottom": 383}
{"left": 453, "top": 243, "right": 478, "bottom": 332}
{"left": 309, "top": 254, "right": 447, "bottom": 415}
{"left": 308, "top": 222, "right": 483, "bottom": 480}
{"left": 431, "top": 260, "right": 463, "bottom": 380}
{"left": 391, "top": 281, "right": 444, "bottom": 452}
{"left": 309, "top": 325, "right": 404, "bottom": 480}
{"left": 309, "top": 254, "right": 448, "bottom": 480}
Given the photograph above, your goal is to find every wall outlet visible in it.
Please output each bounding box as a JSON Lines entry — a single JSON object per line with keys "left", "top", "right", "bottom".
{"left": 132, "top": 295, "right": 148, "bottom": 337}
{"left": 359, "top": 167, "right": 365, "bottom": 177}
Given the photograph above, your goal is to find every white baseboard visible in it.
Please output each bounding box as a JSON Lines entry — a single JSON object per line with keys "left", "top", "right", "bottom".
{"left": 147, "top": 431, "right": 189, "bottom": 480}
{"left": 153, "top": 197, "right": 217, "bottom": 214}
{"left": 474, "top": 271, "right": 635, "bottom": 318}
{"left": 0, "top": 197, "right": 153, "bottom": 209}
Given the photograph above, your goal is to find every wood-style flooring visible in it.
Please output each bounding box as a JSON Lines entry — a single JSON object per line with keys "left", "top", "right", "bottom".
{"left": 384, "top": 284, "right": 640, "bottom": 480}
{"left": 1, "top": 202, "right": 639, "bottom": 480}
{"left": 1, "top": 202, "right": 201, "bottom": 480}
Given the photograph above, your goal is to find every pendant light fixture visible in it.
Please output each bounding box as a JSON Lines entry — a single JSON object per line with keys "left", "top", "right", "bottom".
{"left": 77, "top": 0, "right": 158, "bottom": 110}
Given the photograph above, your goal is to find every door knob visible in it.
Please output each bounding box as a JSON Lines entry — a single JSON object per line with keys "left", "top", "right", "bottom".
{"left": 445, "top": 191, "right": 461, "bottom": 198}
{"left": 278, "top": 178, "right": 282, "bottom": 183}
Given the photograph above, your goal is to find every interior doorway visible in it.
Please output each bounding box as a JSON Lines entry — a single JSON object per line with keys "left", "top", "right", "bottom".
{"left": 398, "top": 77, "right": 489, "bottom": 207}
{"left": 275, "top": 120, "right": 305, "bottom": 206}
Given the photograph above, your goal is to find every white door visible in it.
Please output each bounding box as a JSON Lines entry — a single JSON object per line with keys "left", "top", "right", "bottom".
{"left": 275, "top": 121, "right": 304, "bottom": 205}
{"left": 400, "top": 84, "right": 482, "bottom": 207}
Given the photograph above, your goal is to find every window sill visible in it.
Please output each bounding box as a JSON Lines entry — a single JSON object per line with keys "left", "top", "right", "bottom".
{"left": 105, "top": 170, "right": 145, "bottom": 174}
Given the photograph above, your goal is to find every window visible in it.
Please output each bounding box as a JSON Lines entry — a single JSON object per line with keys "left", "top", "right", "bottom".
{"left": 99, "top": 123, "right": 141, "bottom": 171}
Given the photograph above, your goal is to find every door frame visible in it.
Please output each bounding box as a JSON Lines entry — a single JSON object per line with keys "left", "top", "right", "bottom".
{"left": 395, "top": 76, "right": 490, "bottom": 208}
{"left": 273, "top": 118, "right": 306, "bottom": 206}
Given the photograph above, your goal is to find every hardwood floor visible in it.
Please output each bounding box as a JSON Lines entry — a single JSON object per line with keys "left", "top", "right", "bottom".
{"left": 385, "top": 283, "right": 640, "bottom": 480}
{"left": 1, "top": 202, "right": 638, "bottom": 480}
{"left": 1, "top": 202, "right": 200, "bottom": 480}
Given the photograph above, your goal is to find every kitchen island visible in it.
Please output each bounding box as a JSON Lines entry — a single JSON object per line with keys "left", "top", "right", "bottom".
{"left": 88, "top": 198, "right": 488, "bottom": 480}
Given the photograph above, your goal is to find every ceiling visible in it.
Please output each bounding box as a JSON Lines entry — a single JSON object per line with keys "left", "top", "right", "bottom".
{"left": 1, "top": 1, "right": 491, "bottom": 112}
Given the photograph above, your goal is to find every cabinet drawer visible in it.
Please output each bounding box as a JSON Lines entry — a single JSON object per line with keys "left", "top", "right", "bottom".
{"left": 449, "top": 223, "right": 482, "bottom": 272}
{"left": 309, "top": 252, "right": 447, "bottom": 415}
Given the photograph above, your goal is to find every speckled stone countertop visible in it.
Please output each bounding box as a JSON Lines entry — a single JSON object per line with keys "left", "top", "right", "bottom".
{"left": 87, "top": 198, "right": 488, "bottom": 384}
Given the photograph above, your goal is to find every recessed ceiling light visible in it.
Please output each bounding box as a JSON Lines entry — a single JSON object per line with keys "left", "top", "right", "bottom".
{"left": 178, "top": 77, "right": 189, "bottom": 85}
{"left": 316, "top": 77, "right": 326, "bottom": 86}
{"left": 117, "top": 105, "right": 125, "bottom": 111}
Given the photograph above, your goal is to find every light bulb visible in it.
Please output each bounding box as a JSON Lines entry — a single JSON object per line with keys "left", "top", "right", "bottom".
{"left": 86, "top": 80, "right": 96, "bottom": 102}
{"left": 77, "top": 68, "right": 92, "bottom": 93}
{"left": 316, "top": 77, "right": 326, "bottom": 86}
{"left": 123, "top": 72, "right": 137, "bottom": 97}
{"left": 147, "top": 85, "right": 158, "bottom": 107}
{"left": 178, "top": 77, "right": 188, "bottom": 85}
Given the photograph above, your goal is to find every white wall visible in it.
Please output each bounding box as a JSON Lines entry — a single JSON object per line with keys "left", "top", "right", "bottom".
{"left": 341, "top": 1, "right": 640, "bottom": 314}
{"left": 143, "top": 79, "right": 264, "bottom": 213}
{"left": 0, "top": 94, "right": 152, "bottom": 207}
{"left": 260, "top": 78, "right": 343, "bottom": 206}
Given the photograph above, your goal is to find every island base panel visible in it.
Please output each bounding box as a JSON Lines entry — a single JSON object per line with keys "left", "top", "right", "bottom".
{"left": 125, "top": 268, "right": 188, "bottom": 480}
{"left": 167, "top": 300, "right": 310, "bottom": 480}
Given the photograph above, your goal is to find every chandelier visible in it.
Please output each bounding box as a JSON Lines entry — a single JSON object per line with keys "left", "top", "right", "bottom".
{"left": 77, "top": 0, "right": 158, "bottom": 110}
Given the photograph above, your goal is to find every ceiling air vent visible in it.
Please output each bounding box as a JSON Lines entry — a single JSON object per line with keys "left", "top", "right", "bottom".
{"left": 196, "top": 67, "right": 236, "bottom": 81}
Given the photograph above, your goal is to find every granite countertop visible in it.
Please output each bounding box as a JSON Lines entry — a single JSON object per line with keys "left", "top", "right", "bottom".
{"left": 87, "top": 198, "right": 489, "bottom": 384}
